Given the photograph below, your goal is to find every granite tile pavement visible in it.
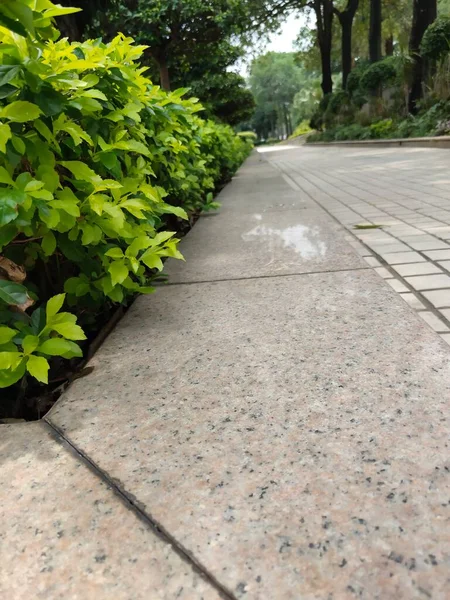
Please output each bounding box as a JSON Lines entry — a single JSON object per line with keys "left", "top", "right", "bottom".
{"left": 2, "top": 148, "right": 449, "bottom": 599}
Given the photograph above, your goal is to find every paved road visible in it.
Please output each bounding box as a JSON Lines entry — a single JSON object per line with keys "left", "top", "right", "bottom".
{"left": 2, "top": 146, "right": 449, "bottom": 600}
{"left": 264, "top": 143, "right": 450, "bottom": 343}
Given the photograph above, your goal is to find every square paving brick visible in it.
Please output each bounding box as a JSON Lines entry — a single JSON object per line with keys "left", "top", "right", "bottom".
{"left": 381, "top": 251, "right": 425, "bottom": 264}
{"left": 386, "top": 278, "right": 409, "bottom": 292}
{"left": 392, "top": 262, "right": 443, "bottom": 277}
{"left": 422, "top": 289, "right": 450, "bottom": 308}
{"left": 407, "top": 240, "right": 450, "bottom": 251}
{"left": 366, "top": 243, "right": 409, "bottom": 253}
{"left": 440, "top": 333, "right": 450, "bottom": 346}
{"left": 439, "top": 308, "right": 450, "bottom": 321}
{"left": 404, "top": 274, "right": 450, "bottom": 291}
{"left": 364, "top": 256, "right": 381, "bottom": 267}
{"left": 423, "top": 249, "right": 450, "bottom": 260}
{"left": 418, "top": 311, "right": 449, "bottom": 332}
{"left": 399, "top": 293, "right": 426, "bottom": 310}
{"left": 437, "top": 260, "right": 450, "bottom": 271}
{"left": 374, "top": 267, "right": 392, "bottom": 279}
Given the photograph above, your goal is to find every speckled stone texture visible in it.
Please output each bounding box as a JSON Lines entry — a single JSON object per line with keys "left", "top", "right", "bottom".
{"left": 48, "top": 270, "right": 450, "bottom": 600}
{"left": 0, "top": 422, "right": 220, "bottom": 600}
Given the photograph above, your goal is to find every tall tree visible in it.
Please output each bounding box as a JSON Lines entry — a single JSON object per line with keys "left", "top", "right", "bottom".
{"left": 408, "top": 0, "right": 437, "bottom": 112}
{"left": 311, "top": 0, "right": 335, "bottom": 94}
{"left": 249, "top": 52, "right": 305, "bottom": 136}
{"left": 369, "top": 0, "right": 382, "bottom": 62}
{"left": 334, "top": 0, "right": 359, "bottom": 87}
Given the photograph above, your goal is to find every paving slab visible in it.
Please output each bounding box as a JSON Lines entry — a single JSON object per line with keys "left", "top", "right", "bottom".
{"left": 392, "top": 263, "right": 443, "bottom": 277}
{"left": 0, "top": 423, "right": 220, "bottom": 600}
{"left": 404, "top": 274, "right": 450, "bottom": 291}
{"left": 423, "top": 289, "right": 450, "bottom": 308}
{"left": 165, "top": 207, "right": 365, "bottom": 283}
{"left": 48, "top": 269, "right": 450, "bottom": 600}
{"left": 381, "top": 251, "right": 426, "bottom": 265}
{"left": 386, "top": 278, "right": 409, "bottom": 292}
{"left": 418, "top": 311, "right": 449, "bottom": 332}
{"left": 399, "top": 293, "right": 426, "bottom": 310}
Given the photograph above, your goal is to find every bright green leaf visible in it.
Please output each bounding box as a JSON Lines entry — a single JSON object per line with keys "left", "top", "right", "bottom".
{"left": 0, "top": 326, "right": 16, "bottom": 344}
{"left": 1, "top": 101, "right": 42, "bottom": 123}
{"left": 0, "top": 123, "right": 11, "bottom": 153}
{"left": 109, "top": 261, "right": 129, "bottom": 286}
{"left": 141, "top": 250, "right": 164, "bottom": 271}
{"left": 46, "top": 294, "right": 65, "bottom": 319}
{"left": 27, "top": 355, "right": 49, "bottom": 384}
{"left": 22, "top": 335, "right": 39, "bottom": 355}
{"left": 51, "top": 321, "right": 86, "bottom": 341}
{"left": 42, "top": 231, "right": 57, "bottom": 256}
{"left": 60, "top": 161, "right": 102, "bottom": 184}
{"left": 105, "top": 247, "right": 124, "bottom": 259}
{"left": 0, "top": 351, "right": 23, "bottom": 370}
{"left": 38, "top": 338, "right": 77, "bottom": 357}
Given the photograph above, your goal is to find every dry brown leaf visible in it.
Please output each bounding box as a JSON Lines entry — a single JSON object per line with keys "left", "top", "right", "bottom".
{"left": 0, "top": 256, "right": 26, "bottom": 283}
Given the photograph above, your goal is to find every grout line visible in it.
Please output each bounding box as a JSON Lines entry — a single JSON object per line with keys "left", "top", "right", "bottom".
{"left": 43, "top": 419, "right": 237, "bottom": 600}
{"left": 160, "top": 266, "right": 371, "bottom": 288}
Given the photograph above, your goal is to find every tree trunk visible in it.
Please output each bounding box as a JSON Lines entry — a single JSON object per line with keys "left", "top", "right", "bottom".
{"left": 58, "top": 14, "right": 82, "bottom": 41}
{"left": 287, "top": 110, "right": 293, "bottom": 136}
{"left": 158, "top": 56, "right": 171, "bottom": 91}
{"left": 335, "top": 1, "right": 359, "bottom": 89}
{"left": 314, "top": 0, "right": 334, "bottom": 96}
{"left": 369, "top": 0, "right": 382, "bottom": 63}
{"left": 282, "top": 105, "right": 291, "bottom": 137}
{"left": 340, "top": 16, "right": 352, "bottom": 89}
{"left": 408, "top": 0, "right": 437, "bottom": 113}
{"left": 385, "top": 35, "right": 394, "bottom": 56}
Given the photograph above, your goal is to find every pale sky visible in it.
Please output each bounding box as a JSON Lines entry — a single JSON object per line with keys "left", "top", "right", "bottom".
{"left": 266, "top": 13, "right": 306, "bottom": 53}
{"left": 237, "top": 12, "right": 310, "bottom": 77}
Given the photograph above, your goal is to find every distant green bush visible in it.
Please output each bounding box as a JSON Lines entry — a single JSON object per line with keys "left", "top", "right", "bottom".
{"left": 369, "top": 119, "right": 395, "bottom": 139}
{"left": 421, "top": 16, "right": 450, "bottom": 61}
{"left": 307, "top": 100, "right": 450, "bottom": 144}
{"left": 346, "top": 62, "right": 369, "bottom": 96}
{"left": 359, "top": 57, "right": 398, "bottom": 93}
{"left": 289, "top": 120, "right": 313, "bottom": 138}
{"left": 237, "top": 131, "right": 257, "bottom": 143}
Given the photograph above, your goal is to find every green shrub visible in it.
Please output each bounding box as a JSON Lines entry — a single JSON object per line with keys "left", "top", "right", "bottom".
{"left": 369, "top": 119, "right": 395, "bottom": 139}
{"left": 360, "top": 57, "right": 398, "bottom": 93}
{"left": 421, "top": 16, "right": 450, "bottom": 61}
{"left": 0, "top": 291, "right": 85, "bottom": 387}
{"left": 289, "top": 120, "right": 312, "bottom": 138}
{"left": 323, "top": 90, "right": 355, "bottom": 128}
{"left": 346, "top": 62, "right": 369, "bottom": 96}
{"left": 0, "top": 1, "right": 250, "bottom": 392}
{"left": 237, "top": 131, "right": 257, "bottom": 142}
{"left": 309, "top": 94, "right": 333, "bottom": 131}
{"left": 333, "top": 124, "right": 371, "bottom": 141}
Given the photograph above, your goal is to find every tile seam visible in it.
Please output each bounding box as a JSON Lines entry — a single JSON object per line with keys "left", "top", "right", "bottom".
{"left": 42, "top": 419, "right": 238, "bottom": 600}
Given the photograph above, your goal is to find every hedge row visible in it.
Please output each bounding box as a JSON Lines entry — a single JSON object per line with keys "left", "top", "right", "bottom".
{"left": 0, "top": 2, "right": 252, "bottom": 392}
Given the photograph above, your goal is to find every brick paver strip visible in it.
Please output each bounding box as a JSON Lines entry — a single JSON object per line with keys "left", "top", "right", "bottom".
{"left": 393, "top": 262, "right": 443, "bottom": 277}
{"left": 404, "top": 274, "right": 450, "bottom": 290}
{"left": 418, "top": 311, "right": 449, "bottom": 332}
{"left": 43, "top": 150, "right": 450, "bottom": 599}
